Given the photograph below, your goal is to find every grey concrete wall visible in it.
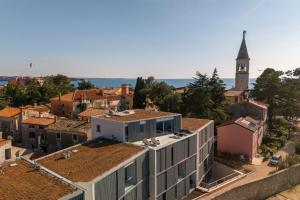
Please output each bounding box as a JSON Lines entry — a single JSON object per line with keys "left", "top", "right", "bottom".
{"left": 93, "top": 151, "right": 149, "bottom": 200}
{"left": 213, "top": 164, "right": 300, "bottom": 200}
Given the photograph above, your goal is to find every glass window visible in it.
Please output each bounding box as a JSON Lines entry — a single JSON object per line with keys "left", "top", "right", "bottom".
{"left": 139, "top": 124, "right": 145, "bottom": 139}
{"left": 96, "top": 125, "right": 101, "bottom": 133}
{"left": 29, "top": 132, "right": 35, "bottom": 138}
{"left": 178, "top": 161, "right": 186, "bottom": 179}
{"left": 72, "top": 134, "right": 78, "bottom": 141}
{"left": 164, "top": 120, "right": 173, "bottom": 133}
{"left": 125, "top": 126, "right": 129, "bottom": 141}
{"left": 156, "top": 121, "right": 164, "bottom": 134}
{"left": 56, "top": 133, "right": 61, "bottom": 140}
{"left": 41, "top": 133, "right": 45, "bottom": 140}
{"left": 29, "top": 125, "right": 35, "bottom": 129}
{"left": 125, "top": 162, "right": 136, "bottom": 190}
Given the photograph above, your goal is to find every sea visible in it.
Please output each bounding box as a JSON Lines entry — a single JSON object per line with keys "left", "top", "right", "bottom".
{"left": 0, "top": 78, "right": 256, "bottom": 90}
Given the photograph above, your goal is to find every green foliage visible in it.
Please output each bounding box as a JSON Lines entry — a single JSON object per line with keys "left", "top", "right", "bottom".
{"left": 133, "top": 76, "right": 181, "bottom": 112}
{"left": 0, "top": 90, "right": 8, "bottom": 109}
{"left": 251, "top": 68, "right": 283, "bottom": 127}
{"left": 251, "top": 68, "right": 300, "bottom": 127}
{"left": 270, "top": 118, "right": 293, "bottom": 138}
{"left": 181, "top": 69, "right": 228, "bottom": 124}
{"left": 295, "top": 142, "right": 300, "bottom": 155}
{"left": 4, "top": 74, "right": 73, "bottom": 107}
{"left": 277, "top": 154, "right": 300, "bottom": 170}
{"left": 261, "top": 136, "right": 285, "bottom": 157}
{"left": 133, "top": 77, "right": 146, "bottom": 109}
{"left": 77, "top": 79, "right": 95, "bottom": 90}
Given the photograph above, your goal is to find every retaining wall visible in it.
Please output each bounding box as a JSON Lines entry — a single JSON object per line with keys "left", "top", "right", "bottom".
{"left": 213, "top": 164, "right": 300, "bottom": 200}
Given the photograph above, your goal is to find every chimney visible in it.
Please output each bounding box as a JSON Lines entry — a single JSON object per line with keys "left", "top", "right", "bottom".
{"left": 121, "top": 84, "right": 129, "bottom": 96}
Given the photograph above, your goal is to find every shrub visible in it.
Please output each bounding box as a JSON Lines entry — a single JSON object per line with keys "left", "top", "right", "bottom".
{"left": 296, "top": 142, "right": 300, "bottom": 155}
{"left": 277, "top": 154, "right": 300, "bottom": 170}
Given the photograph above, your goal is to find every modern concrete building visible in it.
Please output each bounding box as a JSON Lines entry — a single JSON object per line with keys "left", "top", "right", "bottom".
{"left": 37, "top": 138, "right": 148, "bottom": 200}
{"left": 88, "top": 109, "right": 215, "bottom": 200}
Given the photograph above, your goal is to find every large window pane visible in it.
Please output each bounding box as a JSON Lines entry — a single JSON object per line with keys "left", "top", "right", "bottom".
{"left": 164, "top": 120, "right": 173, "bottom": 133}
{"left": 156, "top": 121, "right": 164, "bottom": 134}
{"left": 125, "top": 162, "right": 136, "bottom": 191}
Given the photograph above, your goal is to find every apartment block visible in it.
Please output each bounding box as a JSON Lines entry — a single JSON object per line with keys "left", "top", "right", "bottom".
{"left": 37, "top": 138, "right": 149, "bottom": 200}
{"left": 90, "top": 109, "right": 214, "bottom": 200}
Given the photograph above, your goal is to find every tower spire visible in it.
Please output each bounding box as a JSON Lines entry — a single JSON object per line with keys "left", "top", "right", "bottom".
{"left": 237, "top": 30, "right": 249, "bottom": 59}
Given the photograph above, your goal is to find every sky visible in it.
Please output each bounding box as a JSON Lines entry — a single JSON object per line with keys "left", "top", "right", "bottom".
{"left": 1, "top": 0, "right": 300, "bottom": 78}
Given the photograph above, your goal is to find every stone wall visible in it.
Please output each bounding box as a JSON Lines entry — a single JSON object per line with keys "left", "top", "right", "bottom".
{"left": 213, "top": 164, "right": 300, "bottom": 200}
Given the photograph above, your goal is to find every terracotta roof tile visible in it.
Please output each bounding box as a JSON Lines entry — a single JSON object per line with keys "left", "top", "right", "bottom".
{"left": 46, "top": 119, "right": 91, "bottom": 134}
{"left": 224, "top": 90, "right": 243, "bottom": 97}
{"left": 0, "top": 107, "right": 21, "bottom": 118}
{"left": 78, "top": 108, "right": 107, "bottom": 118}
{"left": 22, "top": 117, "right": 55, "bottom": 126}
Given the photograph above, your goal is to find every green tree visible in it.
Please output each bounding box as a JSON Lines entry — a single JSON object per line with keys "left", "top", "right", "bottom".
{"left": 251, "top": 68, "right": 283, "bottom": 127}
{"left": 209, "top": 68, "right": 226, "bottom": 107}
{"left": 77, "top": 79, "right": 95, "bottom": 90}
{"left": 45, "top": 74, "right": 73, "bottom": 96}
{"left": 133, "top": 77, "right": 146, "bottom": 109}
{"left": 0, "top": 91, "right": 8, "bottom": 109}
{"left": 181, "top": 70, "right": 228, "bottom": 124}
{"left": 4, "top": 83, "right": 26, "bottom": 107}
{"left": 24, "top": 79, "right": 43, "bottom": 105}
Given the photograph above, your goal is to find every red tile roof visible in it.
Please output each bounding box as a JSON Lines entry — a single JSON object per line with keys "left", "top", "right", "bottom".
{"left": 0, "top": 107, "right": 21, "bottom": 118}
{"left": 51, "top": 89, "right": 106, "bottom": 102}
{"left": 22, "top": 117, "right": 55, "bottom": 126}
{"left": 78, "top": 108, "right": 107, "bottom": 118}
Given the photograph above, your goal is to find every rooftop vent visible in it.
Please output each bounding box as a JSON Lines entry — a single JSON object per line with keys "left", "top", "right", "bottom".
{"left": 62, "top": 151, "right": 71, "bottom": 159}
{"left": 10, "top": 163, "right": 17, "bottom": 167}
{"left": 113, "top": 110, "right": 135, "bottom": 116}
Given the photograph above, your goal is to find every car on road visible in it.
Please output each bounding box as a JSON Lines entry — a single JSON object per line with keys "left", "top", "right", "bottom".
{"left": 269, "top": 155, "right": 282, "bottom": 166}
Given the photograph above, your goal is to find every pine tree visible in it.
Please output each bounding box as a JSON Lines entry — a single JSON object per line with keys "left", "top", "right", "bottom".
{"left": 133, "top": 77, "right": 146, "bottom": 109}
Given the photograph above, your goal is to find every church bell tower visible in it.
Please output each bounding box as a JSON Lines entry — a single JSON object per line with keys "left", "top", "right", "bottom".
{"left": 235, "top": 30, "right": 250, "bottom": 91}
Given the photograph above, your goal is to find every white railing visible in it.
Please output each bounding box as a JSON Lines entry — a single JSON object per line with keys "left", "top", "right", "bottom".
{"left": 200, "top": 171, "right": 241, "bottom": 190}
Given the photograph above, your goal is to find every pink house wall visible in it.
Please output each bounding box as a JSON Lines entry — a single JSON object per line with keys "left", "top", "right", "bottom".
{"left": 217, "top": 124, "right": 258, "bottom": 158}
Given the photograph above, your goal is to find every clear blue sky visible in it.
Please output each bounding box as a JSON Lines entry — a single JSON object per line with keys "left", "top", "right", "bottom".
{"left": 1, "top": 0, "right": 300, "bottom": 78}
